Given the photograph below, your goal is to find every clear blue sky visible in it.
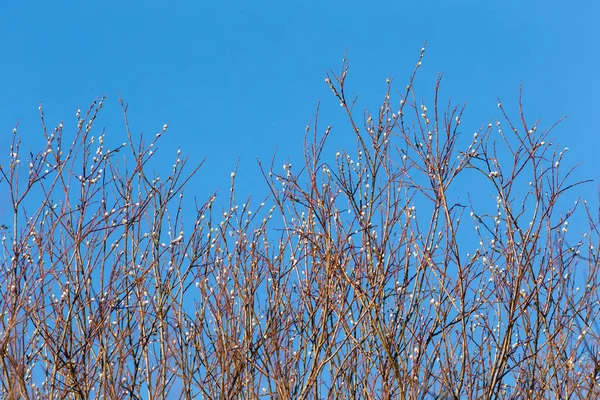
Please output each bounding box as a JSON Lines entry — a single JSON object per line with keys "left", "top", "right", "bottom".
{"left": 1, "top": 0, "right": 598, "bottom": 220}
{"left": 0, "top": 1, "right": 599, "bottom": 394}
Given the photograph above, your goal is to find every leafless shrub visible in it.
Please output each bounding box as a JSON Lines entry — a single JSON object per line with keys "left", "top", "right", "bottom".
{"left": 1, "top": 46, "right": 598, "bottom": 399}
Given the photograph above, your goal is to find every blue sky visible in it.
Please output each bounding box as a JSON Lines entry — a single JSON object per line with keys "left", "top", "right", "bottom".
{"left": 1, "top": 0, "right": 598, "bottom": 221}
{"left": 0, "top": 1, "right": 599, "bottom": 395}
